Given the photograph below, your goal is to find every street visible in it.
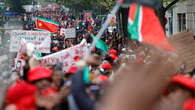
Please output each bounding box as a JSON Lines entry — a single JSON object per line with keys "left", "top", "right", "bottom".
{"left": 0, "top": 17, "right": 22, "bottom": 107}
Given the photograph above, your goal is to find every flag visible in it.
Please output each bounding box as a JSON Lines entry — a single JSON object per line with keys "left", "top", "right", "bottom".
{"left": 127, "top": 3, "right": 174, "bottom": 52}
{"left": 93, "top": 35, "right": 109, "bottom": 53}
{"left": 36, "top": 17, "right": 59, "bottom": 34}
{"left": 83, "top": 65, "right": 90, "bottom": 83}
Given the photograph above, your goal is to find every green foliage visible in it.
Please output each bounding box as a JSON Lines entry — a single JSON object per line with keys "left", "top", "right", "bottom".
{"left": 7, "top": 0, "right": 33, "bottom": 12}
{"left": 64, "top": 0, "right": 99, "bottom": 10}
{"left": 7, "top": 0, "right": 23, "bottom": 12}
{"left": 163, "top": 0, "right": 185, "bottom": 6}
{"left": 99, "top": 0, "right": 115, "bottom": 11}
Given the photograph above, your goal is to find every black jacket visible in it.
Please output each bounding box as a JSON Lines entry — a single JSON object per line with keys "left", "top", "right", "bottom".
{"left": 70, "top": 70, "right": 94, "bottom": 110}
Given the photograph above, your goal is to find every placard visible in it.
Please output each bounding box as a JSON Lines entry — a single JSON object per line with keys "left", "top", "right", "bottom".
{"left": 39, "top": 39, "right": 88, "bottom": 73}
{"left": 10, "top": 30, "right": 51, "bottom": 53}
{"left": 60, "top": 28, "right": 76, "bottom": 38}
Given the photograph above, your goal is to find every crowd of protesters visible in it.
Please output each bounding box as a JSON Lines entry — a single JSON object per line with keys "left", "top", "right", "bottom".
{"left": 19, "top": 8, "right": 123, "bottom": 55}
{"left": 3, "top": 7, "right": 124, "bottom": 110}
{"left": 2, "top": 4, "right": 195, "bottom": 110}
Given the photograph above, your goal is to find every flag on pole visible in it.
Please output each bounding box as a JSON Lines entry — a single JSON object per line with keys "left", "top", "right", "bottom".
{"left": 127, "top": 3, "right": 174, "bottom": 52}
{"left": 92, "top": 35, "right": 109, "bottom": 53}
{"left": 83, "top": 65, "right": 90, "bottom": 83}
{"left": 36, "top": 17, "right": 59, "bottom": 34}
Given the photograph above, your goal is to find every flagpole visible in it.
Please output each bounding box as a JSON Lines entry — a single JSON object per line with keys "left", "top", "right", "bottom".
{"left": 87, "top": 1, "right": 122, "bottom": 57}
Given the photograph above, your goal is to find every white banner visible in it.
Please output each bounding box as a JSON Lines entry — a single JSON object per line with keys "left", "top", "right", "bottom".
{"left": 10, "top": 30, "right": 51, "bottom": 53}
{"left": 60, "top": 28, "right": 76, "bottom": 38}
{"left": 39, "top": 39, "right": 88, "bottom": 73}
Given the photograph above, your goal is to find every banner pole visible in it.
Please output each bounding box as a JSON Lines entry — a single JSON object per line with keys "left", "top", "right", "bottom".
{"left": 87, "top": 1, "right": 122, "bottom": 57}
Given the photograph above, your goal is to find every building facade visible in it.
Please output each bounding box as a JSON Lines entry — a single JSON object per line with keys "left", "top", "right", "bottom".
{"left": 166, "top": 0, "right": 195, "bottom": 36}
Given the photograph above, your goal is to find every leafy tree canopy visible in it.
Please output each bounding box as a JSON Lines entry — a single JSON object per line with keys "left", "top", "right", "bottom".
{"left": 7, "top": 0, "right": 33, "bottom": 12}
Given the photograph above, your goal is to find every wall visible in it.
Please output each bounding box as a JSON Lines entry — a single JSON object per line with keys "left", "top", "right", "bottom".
{"left": 166, "top": 0, "right": 195, "bottom": 36}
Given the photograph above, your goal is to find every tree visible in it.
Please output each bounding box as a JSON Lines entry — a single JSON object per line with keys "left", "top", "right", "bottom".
{"left": 159, "top": 0, "right": 185, "bottom": 28}
{"left": 99, "top": 0, "right": 115, "bottom": 11}
{"left": 164, "top": 0, "right": 181, "bottom": 11}
{"left": 7, "top": 0, "right": 33, "bottom": 12}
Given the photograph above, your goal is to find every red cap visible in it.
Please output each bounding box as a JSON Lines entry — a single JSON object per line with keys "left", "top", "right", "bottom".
{"left": 172, "top": 75, "right": 195, "bottom": 90}
{"left": 109, "top": 54, "right": 118, "bottom": 60}
{"left": 27, "top": 66, "right": 52, "bottom": 82}
{"left": 109, "top": 49, "right": 117, "bottom": 55}
{"left": 101, "top": 62, "right": 112, "bottom": 69}
{"left": 183, "top": 99, "right": 195, "bottom": 110}
{"left": 66, "top": 66, "right": 77, "bottom": 75}
{"left": 6, "top": 81, "right": 37, "bottom": 110}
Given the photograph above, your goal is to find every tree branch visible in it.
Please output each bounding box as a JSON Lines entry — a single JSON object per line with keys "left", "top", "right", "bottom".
{"left": 164, "top": 0, "right": 180, "bottom": 11}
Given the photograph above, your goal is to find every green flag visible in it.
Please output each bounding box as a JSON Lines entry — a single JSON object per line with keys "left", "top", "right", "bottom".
{"left": 83, "top": 65, "right": 90, "bottom": 83}
{"left": 93, "top": 35, "right": 109, "bottom": 53}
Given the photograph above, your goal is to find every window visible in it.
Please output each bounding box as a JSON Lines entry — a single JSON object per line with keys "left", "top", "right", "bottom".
{"left": 178, "top": 13, "right": 186, "bottom": 32}
{"left": 168, "top": 17, "right": 173, "bottom": 34}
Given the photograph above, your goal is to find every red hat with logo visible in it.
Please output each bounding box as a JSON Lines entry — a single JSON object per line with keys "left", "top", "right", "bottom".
{"left": 100, "top": 62, "right": 112, "bottom": 75}
{"left": 101, "top": 62, "right": 112, "bottom": 69}
{"left": 27, "top": 66, "right": 52, "bottom": 82}
{"left": 6, "top": 81, "right": 37, "bottom": 110}
{"left": 183, "top": 98, "right": 195, "bottom": 110}
{"left": 172, "top": 75, "right": 195, "bottom": 90}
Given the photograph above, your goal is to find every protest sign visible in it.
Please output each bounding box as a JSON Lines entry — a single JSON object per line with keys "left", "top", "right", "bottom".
{"left": 10, "top": 30, "right": 51, "bottom": 53}
{"left": 60, "top": 28, "right": 76, "bottom": 38}
{"left": 108, "top": 14, "right": 116, "bottom": 25}
{"left": 168, "top": 31, "right": 195, "bottom": 73}
{"left": 39, "top": 39, "right": 88, "bottom": 73}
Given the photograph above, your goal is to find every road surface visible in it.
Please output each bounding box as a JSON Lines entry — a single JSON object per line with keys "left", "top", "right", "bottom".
{"left": 0, "top": 16, "right": 23, "bottom": 107}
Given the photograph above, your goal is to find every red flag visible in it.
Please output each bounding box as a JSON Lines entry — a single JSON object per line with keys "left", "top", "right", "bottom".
{"left": 127, "top": 3, "right": 174, "bottom": 52}
{"left": 36, "top": 17, "right": 59, "bottom": 34}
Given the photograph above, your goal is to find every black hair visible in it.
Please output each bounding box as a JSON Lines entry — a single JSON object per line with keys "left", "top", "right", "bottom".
{"left": 189, "top": 68, "right": 195, "bottom": 77}
{"left": 105, "top": 55, "right": 114, "bottom": 64}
